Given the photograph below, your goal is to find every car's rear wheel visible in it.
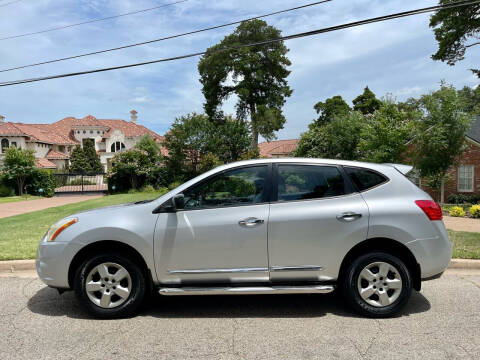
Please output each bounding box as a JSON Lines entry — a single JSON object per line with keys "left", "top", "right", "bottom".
{"left": 341, "top": 252, "right": 412, "bottom": 317}
{"left": 74, "top": 253, "right": 146, "bottom": 319}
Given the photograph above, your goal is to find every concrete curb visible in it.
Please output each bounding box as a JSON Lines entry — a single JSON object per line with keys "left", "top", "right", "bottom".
{"left": 1, "top": 258, "right": 480, "bottom": 274}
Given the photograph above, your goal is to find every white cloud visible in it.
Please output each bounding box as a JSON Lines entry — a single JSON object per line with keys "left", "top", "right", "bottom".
{"left": 0, "top": 0, "right": 478, "bottom": 139}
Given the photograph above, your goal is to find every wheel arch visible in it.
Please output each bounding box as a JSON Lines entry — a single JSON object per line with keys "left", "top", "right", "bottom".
{"left": 68, "top": 240, "right": 153, "bottom": 291}
{"left": 339, "top": 237, "right": 421, "bottom": 291}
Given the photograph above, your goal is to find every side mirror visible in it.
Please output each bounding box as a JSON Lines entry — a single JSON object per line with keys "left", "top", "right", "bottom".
{"left": 172, "top": 193, "right": 185, "bottom": 210}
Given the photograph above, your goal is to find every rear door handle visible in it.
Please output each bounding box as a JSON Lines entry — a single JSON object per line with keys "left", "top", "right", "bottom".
{"left": 239, "top": 217, "right": 264, "bottom": 227}
{"left": 336, "top": 212, "right": 362, "bottom": 222}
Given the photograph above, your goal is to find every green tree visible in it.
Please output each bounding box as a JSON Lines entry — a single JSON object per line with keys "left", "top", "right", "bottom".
{"left": 358, "top": 100, "right": 414, "bottom": 163}
{"left": 164, "top": 113, "right": 217, "bottom": 180}
{"left": 108, "top": 150, "right": 146, "bottom": 190}
{"left": 198, "top": 19, "right": 292, "bottom": 149}
{"left": 411, "top": 83, "right": 472, "bottom": 202}
{"left": 214, "top": 116, "right": 252, "bottom": 163}
{"left": 313, "top": 95, "right": 351, "bottom": 125}
{"left": 353, "top": 86, "right": 382, "bottom": 115}
{"left": 294, "top": 112, "right": 365, "bottom": 160}
{"left": 2, "top": 147, "right": 35, "bottom": 195}
{"left": 69, "top": 140, "right": 103, "bottom": 173}
{"left": 430, "top": 0, "right": 480, "bottom": 77}
{"left": 457, "top": 85, "right": 480, "bottom": 114}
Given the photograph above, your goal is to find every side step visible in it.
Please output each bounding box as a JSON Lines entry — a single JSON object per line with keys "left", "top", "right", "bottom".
{"left": 158, "top": 285, "right": 335, "bottom": 296}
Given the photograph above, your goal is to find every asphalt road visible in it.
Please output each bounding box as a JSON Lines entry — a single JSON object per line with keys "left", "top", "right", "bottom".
{"left": 1, "top": 269, "right": 479, "bottom": 360}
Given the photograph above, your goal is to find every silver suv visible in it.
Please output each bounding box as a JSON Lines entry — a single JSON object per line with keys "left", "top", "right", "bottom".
{"left": 36, "top": 159, "right": 452, "bottom": 318}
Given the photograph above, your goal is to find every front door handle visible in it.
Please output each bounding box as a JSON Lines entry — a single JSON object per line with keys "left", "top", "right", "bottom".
{"left": 336, "top": 212, "right": 362, "bottom": 222}
{"left": 239, "top": 217, "right": 265, "bottom": 227}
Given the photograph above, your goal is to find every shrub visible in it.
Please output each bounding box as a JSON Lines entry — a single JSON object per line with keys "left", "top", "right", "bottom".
{"left": 28, "top": 169, "right": 55, "bottom": 197}
{"left": 449, "top": 206, "right": 466, "bottom": 217}
{"left": 168, "top": 181, "right": 182, "bottom": 190}
{"left": 140, "top": 185, "right": 156, "bottom": 193}
{"left": 0, "top": 183, "right": 14, "bottom": 197}
{"left": 470, "top": 205, "right": 480, "bottom": 218}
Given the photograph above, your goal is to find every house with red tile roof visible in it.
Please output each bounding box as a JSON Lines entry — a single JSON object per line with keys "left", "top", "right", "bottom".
{"left": 258, "top": 139, "right": 299, "bottom": 158}
{"left": 0, "top": 111, "right": 164, "bottom": 171}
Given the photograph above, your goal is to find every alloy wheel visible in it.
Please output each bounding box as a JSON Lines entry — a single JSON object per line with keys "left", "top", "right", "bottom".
{"left": 85, "top": 262, "right": 132, "bottom": 309}
{"left": 356, "top": 261, "right": 403, "bottom": 307}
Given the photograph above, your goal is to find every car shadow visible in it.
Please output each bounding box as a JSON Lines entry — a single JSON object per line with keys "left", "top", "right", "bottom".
{"left": 27, "top": 286, "right": 431, "bottom": 320}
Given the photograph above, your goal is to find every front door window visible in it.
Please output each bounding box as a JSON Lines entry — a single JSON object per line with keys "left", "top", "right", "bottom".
{"left": 183, "top": 166, "right": 268, "bottom": 210}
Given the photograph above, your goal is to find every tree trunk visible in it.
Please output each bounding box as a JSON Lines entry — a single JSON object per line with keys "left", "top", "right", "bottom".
{"left": 17, "top": 178, "right": 24, "bottom": 196}
{"left": 249, "top": 103, "right": 258, "bottom": 150}
{"left": 440, "top": 177, "right": 445, "bottom": 204}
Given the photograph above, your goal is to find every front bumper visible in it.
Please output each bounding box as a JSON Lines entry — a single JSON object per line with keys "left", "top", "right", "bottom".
{"left": 36, "top": 238, "right": 80, "bottom": 289}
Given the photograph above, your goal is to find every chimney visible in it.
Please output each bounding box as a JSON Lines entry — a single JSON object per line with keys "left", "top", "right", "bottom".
{"left": 130, "top": 110, "right": 138, "bottom": 123}
{"left": 0, "top": 115, "right": 4, "bottom": 123}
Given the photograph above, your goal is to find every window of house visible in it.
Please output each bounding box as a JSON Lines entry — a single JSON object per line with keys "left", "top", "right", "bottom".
{"left": 110, "top": 141, "right": 126, "bottom": 153}
{"left": 276, "top": 165, "right": 347, "bottom": 201}
{"left": 90, "top": 130, "right": 93, "bottom": 134}
{"left": 97, "top": 131, "right": 100, "bottom": 134}
{"left": 1, "top": 138, "right": 9, "bottom": 153}
{"left": 11, "top": 142, "right": 17, "bottom": 148}
{"left": 183, "top": 166, "right": 268, "bottom": 210}
{"left": 83, "top": 130, "right": 86, "bottom": 134}
{"left": 458, "top": 165, "right": 474, "bottom": 192}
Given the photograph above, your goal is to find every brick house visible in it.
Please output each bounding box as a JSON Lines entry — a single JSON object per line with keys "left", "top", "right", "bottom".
{"left": 0, "top": 111, "right": 164, "bottom": 172}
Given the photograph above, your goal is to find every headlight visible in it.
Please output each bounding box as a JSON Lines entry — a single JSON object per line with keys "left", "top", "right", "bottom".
{"left": 45, "top": 218, "right": 78, "bottom": 242}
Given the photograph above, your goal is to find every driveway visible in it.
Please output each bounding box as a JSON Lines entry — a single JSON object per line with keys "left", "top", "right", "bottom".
{"left": 0, "top": 195, "right": 103, "bottom": 219}
{"left": 443, "top": 215, "right": 480, "bottom": 233}
{"left": 1, "top": 269, "right": 479, "bottom": 359}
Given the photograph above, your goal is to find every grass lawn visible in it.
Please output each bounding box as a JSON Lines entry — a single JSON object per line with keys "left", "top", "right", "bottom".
{"left": 0, "top": 195, "right": 40, "bottom": 204}
{"left": 449, "top": 230, "right": 480, "bottom": 259}
{"left": 0, "top": 191, "right": 166, "bottom": 260}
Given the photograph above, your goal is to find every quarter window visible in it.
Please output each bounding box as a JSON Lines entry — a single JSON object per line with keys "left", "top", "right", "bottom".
{"left": 183, "top": 166, "right": 268, "bottom": 210}
{"left": 458, "top": 165, "right": 474, "bottom": 192}
{"left": 345, "top": 167, "right": 387, "bottom": 192}
{"left": 276, "top": 165, "right": 347, "bottom": 201}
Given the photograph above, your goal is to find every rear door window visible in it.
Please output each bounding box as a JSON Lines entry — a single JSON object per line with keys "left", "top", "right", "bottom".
{"left": 276, "top": 165, "right": 347, "bottom": 201}
{"left": 344, "top": 167, "right": 387, "bottom": 192}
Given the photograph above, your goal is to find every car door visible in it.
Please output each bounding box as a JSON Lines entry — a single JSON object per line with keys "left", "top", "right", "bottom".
{"left": 154, "top": 164, "right": 271, "bottom": 284}
{"left": 268, "top": 163, "right": 369, "bottom": 282}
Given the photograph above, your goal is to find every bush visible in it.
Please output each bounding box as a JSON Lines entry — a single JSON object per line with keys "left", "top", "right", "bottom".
{"left": 470, "top": 205, "right": 480, "bottom": 218}
{"left": 168, "top": 181, "right": 182, "bottom": 190}
{"left": 140, "top": 185, "right": 156, "bottom": 193}
{"left": 449, "top": 206, "right": 466, "bottom": 217}
{"left": 27, "top": 169, "right": 55, "bottom": 197}
{"left": 0, "top": 183, "right": 14, "bottom": 197}
{"left": 447, "top": 193, "right": 480, "bottom": 204}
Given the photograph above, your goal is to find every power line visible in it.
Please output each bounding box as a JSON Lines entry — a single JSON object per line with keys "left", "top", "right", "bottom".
{"left": 1, "top": 0, "right": 478, "bottom": 87}
{"left": 0, "top": 0, "right": 332, "bottom": 73}
{"left": 0, "top": 0, "right": 188, "bottom": 41}
{"left": 0, "top": 0, "right": 24, "bottom": 8}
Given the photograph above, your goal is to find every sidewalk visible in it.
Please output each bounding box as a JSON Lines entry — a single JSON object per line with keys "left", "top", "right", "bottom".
{"left": 443, "top": 215, "right": 480, "bottom": 233}
{"left": 0, "top": 195, "right": 103, "bottom": 219}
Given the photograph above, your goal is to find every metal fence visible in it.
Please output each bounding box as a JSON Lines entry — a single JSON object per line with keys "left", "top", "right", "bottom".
{"left": 54, "top": 173, "right": 107, "bottom": 194}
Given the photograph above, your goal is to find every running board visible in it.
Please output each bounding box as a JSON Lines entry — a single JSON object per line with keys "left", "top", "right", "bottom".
{"left": 158, "top": 285, "right": 335, "bottom": 296}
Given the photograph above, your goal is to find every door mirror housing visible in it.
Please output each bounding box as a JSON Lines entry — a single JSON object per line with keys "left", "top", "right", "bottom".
{"left": 172, "top": 193, "right": 185, "bottom": 210}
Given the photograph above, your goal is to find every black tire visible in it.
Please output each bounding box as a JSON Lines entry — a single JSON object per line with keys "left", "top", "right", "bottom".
{"left": 341, "top": 252, "right": 412, "bottom": 318}
{"left": 74, "top": 253, "right": 146, "bottom": 319}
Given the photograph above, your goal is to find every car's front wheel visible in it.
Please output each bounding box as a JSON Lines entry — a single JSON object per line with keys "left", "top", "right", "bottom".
{"left": 74, "top": 253, "right": 146, "bottom": 318}
{"left": 341, "top": 252, "right": 412, "bottom": 317}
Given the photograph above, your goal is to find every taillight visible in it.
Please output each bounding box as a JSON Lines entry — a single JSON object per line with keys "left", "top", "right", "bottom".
{"left": 415, "top": 200, "right": 443, "bottom": 221}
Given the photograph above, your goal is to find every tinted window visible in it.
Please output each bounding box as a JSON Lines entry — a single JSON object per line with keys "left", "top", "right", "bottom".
{"left": 345, "top": 167, "right": 387, "bottom": 191}
{"left": 277, "top": 165, "right": 346, "bottom": 201}
{"left": 183, "top": 166, "right": 268, "bottom": 209}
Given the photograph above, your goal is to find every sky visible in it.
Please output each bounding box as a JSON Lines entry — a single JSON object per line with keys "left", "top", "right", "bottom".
{"left": 0, "top": 0, "right": 478, "bottom": 140}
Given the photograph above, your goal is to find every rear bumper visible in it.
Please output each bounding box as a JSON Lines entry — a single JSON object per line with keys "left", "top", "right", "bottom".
{"left": 405, "top": 223, "right": 452, "bottom": 279}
